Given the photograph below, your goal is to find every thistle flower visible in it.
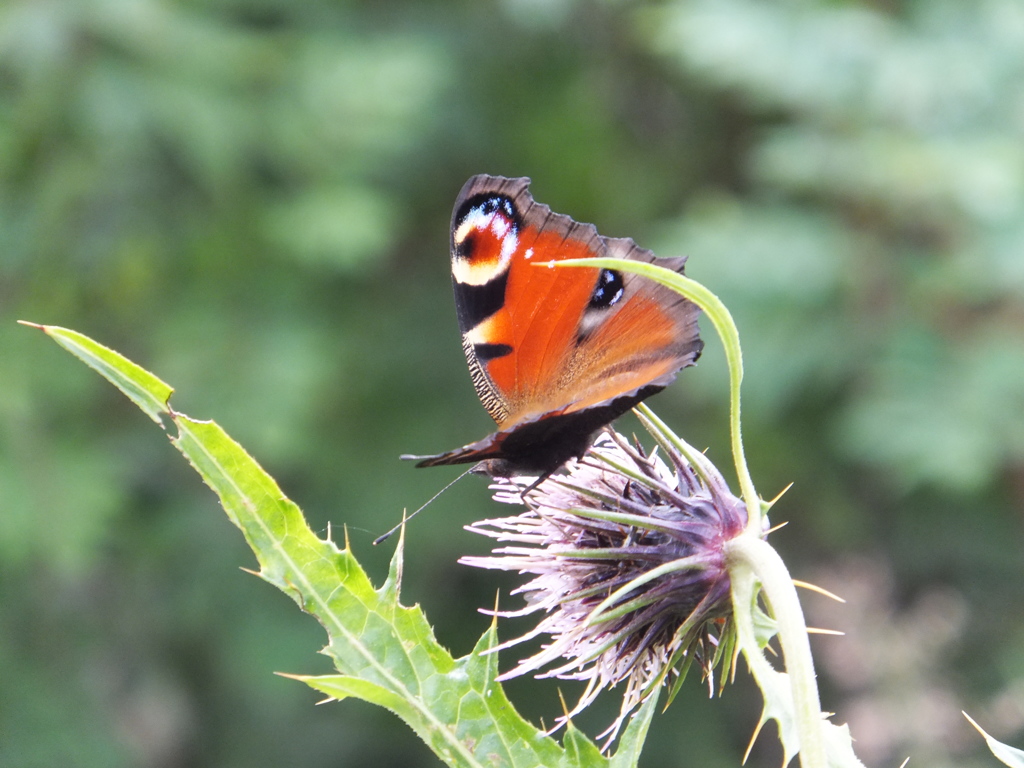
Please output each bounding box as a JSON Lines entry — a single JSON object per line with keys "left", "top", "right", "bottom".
{"left": 461, "top": 414, "right": 751, "bottom": 745}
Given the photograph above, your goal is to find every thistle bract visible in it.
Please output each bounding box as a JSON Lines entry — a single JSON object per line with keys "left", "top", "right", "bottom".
{"left": 462, "top": 420, "right": 751, "bottom": 744}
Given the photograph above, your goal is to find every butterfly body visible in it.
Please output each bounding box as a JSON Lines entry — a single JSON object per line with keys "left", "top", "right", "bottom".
{"left": 406, "top": 175, "right": 703, "bottom": 479}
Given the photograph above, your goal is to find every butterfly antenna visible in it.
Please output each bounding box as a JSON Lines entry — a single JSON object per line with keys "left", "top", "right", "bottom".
{"left": 374, "top": 466, "right": 476, "bottom": 545}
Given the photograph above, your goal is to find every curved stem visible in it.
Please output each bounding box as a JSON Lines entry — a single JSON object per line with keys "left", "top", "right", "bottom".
{"left": 550, "top": 257, "right": 828, "bottom": 765}
{"left": 659, "top": 273, "right": 759, "bottom": 534}
{"left": 726, "top": 534, "right": 825, "bottom": 768}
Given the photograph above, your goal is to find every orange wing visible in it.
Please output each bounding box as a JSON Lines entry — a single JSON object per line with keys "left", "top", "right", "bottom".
{"left": 449, "top": 175, "right": 702, "bottom": 429}
{"left": 402, "top": 175, "right": 702, "bottom": 478}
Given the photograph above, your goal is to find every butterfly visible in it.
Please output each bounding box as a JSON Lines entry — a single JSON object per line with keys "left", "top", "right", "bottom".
{"left": 403, "top": 174, "right": 703, "bottom": 485}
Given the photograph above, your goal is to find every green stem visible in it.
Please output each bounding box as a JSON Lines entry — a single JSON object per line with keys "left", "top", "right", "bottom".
{"left": 659, "top": 273, "right": 760, "bottom": 534}
{"left": 550, "top": 257, "right": 827, "bottom": 766}
{"left": 726, "top": 534, "right": 825, "bottom": 768}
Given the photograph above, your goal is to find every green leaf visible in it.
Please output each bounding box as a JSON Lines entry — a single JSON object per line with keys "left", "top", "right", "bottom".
{"left": 20, "top": 322, "right": 173, "bottom": 426}
{"left": 28, "top": 322, "right": 655, "bottom": 768}
{"left": 964, "top": 712, "right": 1024, "bottom": 768}
{"left": 606, "top": 692, "right": 660, "bottom": 768}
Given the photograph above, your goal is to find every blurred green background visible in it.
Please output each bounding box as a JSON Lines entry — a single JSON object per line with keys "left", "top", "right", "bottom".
{"left": 3, "top": 0, "right": 1024, "bottom": 766}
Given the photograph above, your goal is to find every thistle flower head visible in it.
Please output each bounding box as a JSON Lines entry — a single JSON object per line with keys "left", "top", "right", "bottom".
{"left": 461, "top": 413, "right": 751, "bottom": 745}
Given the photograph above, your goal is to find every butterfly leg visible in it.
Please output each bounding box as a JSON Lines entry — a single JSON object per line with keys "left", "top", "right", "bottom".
{"left": 520, "top": 469, "right": 557, "bottom": 500}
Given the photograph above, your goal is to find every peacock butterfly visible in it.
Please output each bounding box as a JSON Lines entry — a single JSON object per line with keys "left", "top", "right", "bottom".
{"left": 403, "top": 174, "right": 703, "bottom": 485}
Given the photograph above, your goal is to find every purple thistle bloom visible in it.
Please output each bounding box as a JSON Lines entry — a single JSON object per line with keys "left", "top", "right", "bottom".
{"left": 461, "top": 424, "right": 750, "bottom": 746}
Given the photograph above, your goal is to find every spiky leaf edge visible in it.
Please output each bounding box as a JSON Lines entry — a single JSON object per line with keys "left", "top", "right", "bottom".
{"left": 25, "top": 322, "right": 661, "bottom": 768}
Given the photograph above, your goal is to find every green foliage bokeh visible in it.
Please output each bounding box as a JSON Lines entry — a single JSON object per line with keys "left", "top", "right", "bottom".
{"left": 3, "top": 1, "right": 1023, "bottom": 766}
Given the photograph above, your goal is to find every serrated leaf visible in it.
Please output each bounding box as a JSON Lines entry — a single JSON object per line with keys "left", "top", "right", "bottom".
{"left": 752, "top": 603, "right": 779, "bottom": 648}
{"left": 965, "top": 712, "right": 1024, "bottom": 768}
{"left": 605, "top": 692, "right": 660, "bottom": 768}
{"left": 823, "top": 721, "right": 866, "bottom": 768}
{"left": 746, "top": 641, "right": 868, "bottom": 768}
{"left": 29, "top": 322, "right": 646, "bottom": 768}
{"left": 561, "top": 725, "right": 607, "bottom": 767}
{"left": 755, "top": 665, "right": 801, "bottom": 765}
{"left": 21, "top": 322, "right": 173, "bottom": 425}
{"left": 165, "top": 422, "right": 564, "bottom": 767}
